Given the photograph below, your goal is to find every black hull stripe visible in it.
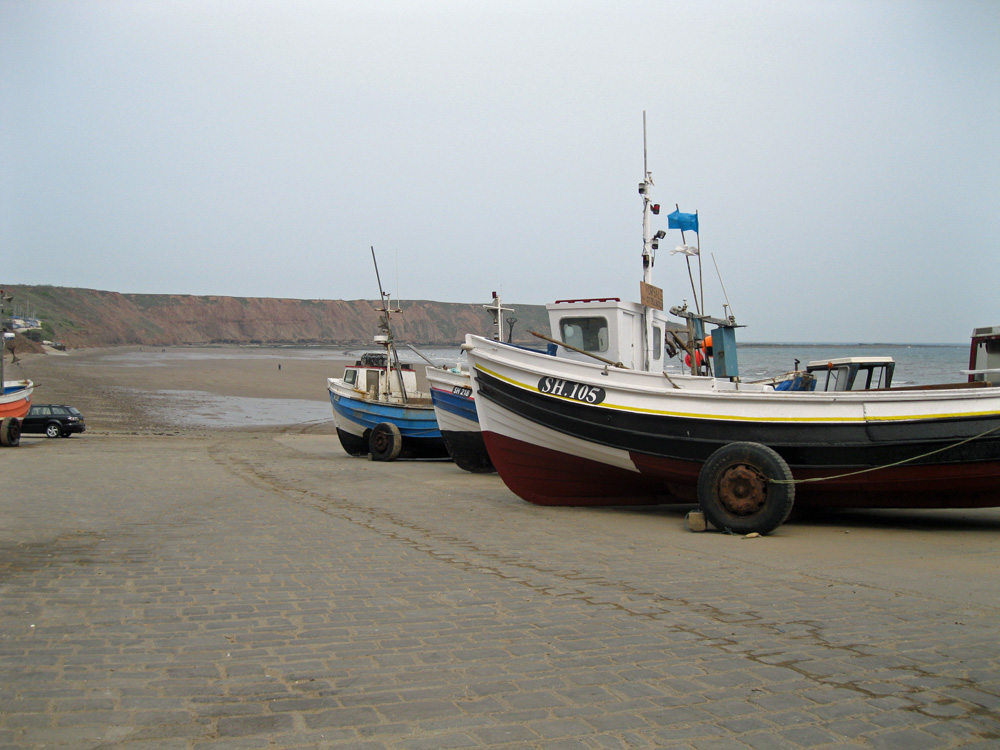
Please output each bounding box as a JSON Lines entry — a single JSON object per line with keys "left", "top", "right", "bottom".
{"left": 475, "top": 369, "right": 1000, "bottom": 469}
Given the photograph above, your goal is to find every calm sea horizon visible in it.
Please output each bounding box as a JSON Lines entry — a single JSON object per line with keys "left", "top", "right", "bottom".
{"left": 722, "top": 343, "right": 967, "bottom": 386}
{"left": 412, "top": 341, "right": 970, "bottom": 386}
{"left": 130, "top": 340, "right": 972, "bottom": 388}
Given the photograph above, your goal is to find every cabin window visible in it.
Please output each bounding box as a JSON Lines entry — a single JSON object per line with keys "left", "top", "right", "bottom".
{"left": 560, "top": 317, "right": 609, "bottom": 353}
{"left": 850, "top": 368, "right": 870, "bottom": 390}
{"left": 824, "top": 367, "right": 848, "bottom": 391}
{"left": 851, "top": 365, "right": 888, "bottom": 390}
{"left": 366, "top": 370, "right": 380, "bottom": 396}
{"left": 652, "top": 326, "right": 662, "bottom": 361}
{"left": 344, "top": 369, "right": 357, "bottom": 386}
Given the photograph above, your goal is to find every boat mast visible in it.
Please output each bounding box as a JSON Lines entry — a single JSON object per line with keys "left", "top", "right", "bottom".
{"left": 639, "top": 112, "right": 664, "bottom": 372}
{"left": 484, "top": 292, "right": 513, "bottom": 342}
{"left": 0, "top": 290, "right": 11, "bottom": 387}
{"left": 371, "top": 247, "right": 408, "bottom": 403}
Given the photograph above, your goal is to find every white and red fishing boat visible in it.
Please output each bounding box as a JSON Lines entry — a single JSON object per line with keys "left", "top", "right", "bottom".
{"left": 463, "top": 127, "right": 1000, "bottom": 534}
{"left": 0, "top": 330, "right": 32, "bottom": 446}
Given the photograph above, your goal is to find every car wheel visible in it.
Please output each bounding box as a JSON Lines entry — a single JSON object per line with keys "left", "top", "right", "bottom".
{"left": 45, "top": 423, "right": 62, "bottom": 438}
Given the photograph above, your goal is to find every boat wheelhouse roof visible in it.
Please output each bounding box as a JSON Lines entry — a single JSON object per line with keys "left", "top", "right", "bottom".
{"left": 806, "top": 356, "right": 894, "bottom": 370}
{"left": 352, "top": 352, "right": 416, "bottom": 370}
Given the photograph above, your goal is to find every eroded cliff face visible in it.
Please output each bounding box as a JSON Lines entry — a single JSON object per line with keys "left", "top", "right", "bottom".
{"left": 1, "top": 285, "right": 550, "bottom": 349}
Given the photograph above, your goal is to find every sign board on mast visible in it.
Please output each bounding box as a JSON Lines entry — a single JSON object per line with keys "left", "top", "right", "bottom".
{"left": 640, "top": 282, "right": 663, "bottom": 311}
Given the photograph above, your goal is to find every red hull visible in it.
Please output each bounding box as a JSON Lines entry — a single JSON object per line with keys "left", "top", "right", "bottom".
{"left": 0, "top": 395, "right": 31, "bottom": 420}
{"left": 485, "top": 431, "right": 1000, "bottom": 510}
{"left": 482, "top": 431, "right": 680, "bottom": 507}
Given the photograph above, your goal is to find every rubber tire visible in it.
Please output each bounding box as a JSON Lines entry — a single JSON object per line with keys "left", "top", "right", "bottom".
{"left": 697, "top": 442, "right": 795, "bottom": 535}
{"left": 0, "top": 418, "right": 20, "bottom": 447}
{"left": 369, "top": 422, "right": 403, "bottom": 462}
{"left": 45, "top": 423, "right": 62, "bottom": 439}
{"left": 337, "top": 427, "right": 369, "bottom": 457}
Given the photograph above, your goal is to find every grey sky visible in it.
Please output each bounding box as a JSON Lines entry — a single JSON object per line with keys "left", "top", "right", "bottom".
{"left": 2, "top": 0, "right": 997, "bottom": 343}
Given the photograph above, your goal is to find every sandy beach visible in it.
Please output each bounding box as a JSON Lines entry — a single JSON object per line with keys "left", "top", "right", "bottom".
{"left": 2, "top": 346, "right": 999, "bottom": 747}
{"left": 10, "top": 343, "right": 1000, "bottom": 598}
{"left": 13, "top": 346, "right": 362, "bottom": 434}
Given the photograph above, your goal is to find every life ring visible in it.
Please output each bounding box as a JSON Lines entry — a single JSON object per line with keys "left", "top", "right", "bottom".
{"left": 684, "top": 349, "right": 704, "bottom": 368}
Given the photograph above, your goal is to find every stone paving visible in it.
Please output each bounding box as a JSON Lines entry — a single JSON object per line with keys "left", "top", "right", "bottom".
{"left": 2, "top": 431, "right": 999, "bottom": 748}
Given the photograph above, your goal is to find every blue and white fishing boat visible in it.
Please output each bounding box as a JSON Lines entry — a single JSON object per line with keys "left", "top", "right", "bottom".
{"left": 327, "top": 250, "right": 448, "bottom": 461}
{"left": 425, "top": 292, "right": 514, "bottom": 473}
{"left": 426, "top": 361, "right": 488, "bottom": 471}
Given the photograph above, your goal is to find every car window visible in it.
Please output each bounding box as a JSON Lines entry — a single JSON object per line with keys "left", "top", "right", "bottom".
{"left": 52, "top": 407, "right": 68, "bottom": 415}
{"left": 36, "top": 406, "right": 51, "bottom": 416}
{"left": 68, "top": 407, "right": 82, "bottom": 416}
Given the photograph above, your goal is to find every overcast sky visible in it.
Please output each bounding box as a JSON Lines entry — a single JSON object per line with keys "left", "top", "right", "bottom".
{"left": 2, "top": 1, "right": 997, "bottom": 343}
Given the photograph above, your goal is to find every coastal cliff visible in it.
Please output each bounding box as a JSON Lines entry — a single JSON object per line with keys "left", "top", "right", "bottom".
{"left": 1, "top": 285, "right": 551, "bottom": 350}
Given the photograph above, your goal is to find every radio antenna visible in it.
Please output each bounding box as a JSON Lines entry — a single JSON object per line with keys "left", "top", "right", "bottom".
{"left": 711, "top": 253, "right": 736, "bottom": 322}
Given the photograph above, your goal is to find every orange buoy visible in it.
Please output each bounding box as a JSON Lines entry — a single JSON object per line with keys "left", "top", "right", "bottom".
{"left": 684, "top": 349, "right": 704, "bottom": 368}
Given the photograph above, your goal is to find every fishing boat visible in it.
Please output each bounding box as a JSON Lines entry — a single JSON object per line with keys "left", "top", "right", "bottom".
{"left": 425, "top": 293, "right": 519, "bottom": 473}
{"left": 426, "top": 361, "right": 490, "bottom": 472}
{"left": 463, "top": 130, "right": 1000, "bottom": 534}
{"left": 327, "top": 251, "right": 448, "bottom": 461}
{"left": 0, "top": 326, "right": 32, "bottom": 446}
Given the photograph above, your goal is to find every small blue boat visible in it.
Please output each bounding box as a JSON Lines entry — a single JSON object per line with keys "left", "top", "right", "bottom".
{"left": 327, "top": 261, "right": 448, "bottom": 461}
{"left": 328, "top": 351, "right": 447, "bottom": 460}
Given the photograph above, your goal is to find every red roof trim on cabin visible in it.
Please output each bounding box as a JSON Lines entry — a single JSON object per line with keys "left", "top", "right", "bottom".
{"left": 553, "top": 298, "right": 621, "bottom": 304}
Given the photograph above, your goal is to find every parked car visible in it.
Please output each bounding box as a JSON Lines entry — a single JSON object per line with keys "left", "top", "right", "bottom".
{"left": 21, "top": 404, "right": 86, "bottom": 438}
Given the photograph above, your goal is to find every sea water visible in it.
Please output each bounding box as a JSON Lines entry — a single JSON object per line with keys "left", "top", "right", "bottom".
{"left": 98, "top": 342, "right": 971, "bottom": 387}
{"left": 416, "top": 343, "right": 969, "bottom": 387}
{"left": 721, "top": 343, "right": 968, "bottom": 386}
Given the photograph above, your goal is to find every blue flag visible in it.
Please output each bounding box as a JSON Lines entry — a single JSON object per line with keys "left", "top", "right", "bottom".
{"left": 667, "top": 210, "right": 698, "bottom": 233}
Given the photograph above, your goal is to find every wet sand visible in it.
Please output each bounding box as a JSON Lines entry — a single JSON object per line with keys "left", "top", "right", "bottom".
{"left": 14, "top": 346, "right": 370, "bottom": 433}
{"left": 10, "top": 343, "right": 1000, "bottom": 605}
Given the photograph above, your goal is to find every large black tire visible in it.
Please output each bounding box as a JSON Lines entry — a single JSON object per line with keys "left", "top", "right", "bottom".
{"left": 369, "top": 422, "right": 403, "bottom": 462}
{"left": 697, "top": 442, "right": 795, "bottom": 535}
{"left": 0, "top": 417, "right": 20, "bottom": 447}
{"left": 337, "top": 427, "right": 369, "bottom": 457}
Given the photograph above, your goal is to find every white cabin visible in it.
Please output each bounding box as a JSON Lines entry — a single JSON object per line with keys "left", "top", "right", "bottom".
{"left": 805, "top": 356, "right": 895, "bottom": 391}
{"left": 341, "top": 352, "right": 423, "bottom": 403}
{"left": 546, "top": 298, "right": 673, "bottom": 371}
{"left": 968, "top": 326, "right": 1000, "bottom": 385}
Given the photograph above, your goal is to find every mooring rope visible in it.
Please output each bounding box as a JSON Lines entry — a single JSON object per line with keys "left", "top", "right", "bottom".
{"left": 768, "top": 423, "right": 1000, "bottom": 486}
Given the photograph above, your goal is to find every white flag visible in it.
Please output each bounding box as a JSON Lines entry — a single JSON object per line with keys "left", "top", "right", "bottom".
{"left": 671, "top": 244, "right": 699, "bottom": 257}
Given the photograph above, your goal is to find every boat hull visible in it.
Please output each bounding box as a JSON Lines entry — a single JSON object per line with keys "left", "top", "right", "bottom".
{"left": 466, "top": 336, "right": 1000, "bottom": 510}
{"left": 328, "top": 382, "right": 448, "bottom": 459}
{"left": 0, "top": 381, "right": 33, "bottom": 421}
{"left": 426, "top": 366, "right": 495, "bottom": 473}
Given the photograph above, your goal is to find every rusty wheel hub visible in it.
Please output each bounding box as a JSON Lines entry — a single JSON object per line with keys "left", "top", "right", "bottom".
{"left": 717, "top": 463, "right": 768, "bottom": 516}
